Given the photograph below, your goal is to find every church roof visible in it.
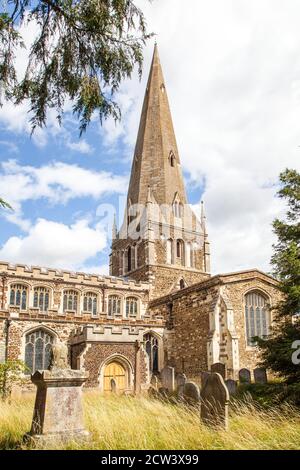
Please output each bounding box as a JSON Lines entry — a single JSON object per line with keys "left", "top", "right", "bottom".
{"left": 127, "top": 44, "right": 188, "bottom": 207}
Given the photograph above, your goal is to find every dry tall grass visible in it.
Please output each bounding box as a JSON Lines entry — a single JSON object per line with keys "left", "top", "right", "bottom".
{"left": 0, "top": 392, "right": 299, "bottom": 450}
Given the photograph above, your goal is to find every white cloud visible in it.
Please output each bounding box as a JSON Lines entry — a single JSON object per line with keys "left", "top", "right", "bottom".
{"left": 101, "top": 0, "right": 300, "bottom": 273}
{"left": 66, "top": 139, "right": 94, "bottom": 154}
{"left": 0, "top": 218, "right": 106, "bottom": 271}
{"left": 0, "top": 159, "right": 128, "bottom": 230}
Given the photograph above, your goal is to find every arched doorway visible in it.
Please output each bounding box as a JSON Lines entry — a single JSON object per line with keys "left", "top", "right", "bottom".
{"left": 103, "top": 361, "right": 126, "bottom": 394}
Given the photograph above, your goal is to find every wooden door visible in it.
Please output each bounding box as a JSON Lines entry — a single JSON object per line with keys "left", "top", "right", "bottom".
{"left": 103, "top": 362, "right": 126, "bottom": 393}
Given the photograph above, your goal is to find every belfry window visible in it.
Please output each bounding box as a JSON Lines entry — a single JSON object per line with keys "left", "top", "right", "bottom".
{"left": 245, "top": 291, "right": 270, "bottom": 346}
{"left": 144, "top": 333, "right": 159, "bottom": 373}
{"left": 9, "top": 284, "right": 28, "bottom": 310}
{"left": 83, "top": 292, "right": 98, "bottom": 316}
{"left": 33, "top": 287, "right": 50, "bottom": 312}
{"left": 25, "top": 329, "right": 54, "bottom": 373}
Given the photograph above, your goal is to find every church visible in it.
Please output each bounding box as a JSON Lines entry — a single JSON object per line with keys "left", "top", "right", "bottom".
{"left": 0, "top": 45, "right": 280, "bottom": 393}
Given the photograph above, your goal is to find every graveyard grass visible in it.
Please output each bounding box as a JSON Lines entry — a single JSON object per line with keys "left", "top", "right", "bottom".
{"left": 0, "top": 392, "right": 300, "bottom": 450}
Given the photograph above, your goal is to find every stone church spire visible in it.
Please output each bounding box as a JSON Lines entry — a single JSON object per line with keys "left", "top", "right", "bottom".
{"left": 127, "top": 44, "right": 187, "bottom": 207}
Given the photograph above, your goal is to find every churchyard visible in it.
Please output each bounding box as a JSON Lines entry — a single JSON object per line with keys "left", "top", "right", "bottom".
{"left": 0, "top": 390, "right": 300, "bottom": 450}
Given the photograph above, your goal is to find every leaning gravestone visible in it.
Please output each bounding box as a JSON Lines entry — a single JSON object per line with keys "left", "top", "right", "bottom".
{"left": 254, "top": 368, "right": 267, "bottom": 384}
{"left": 28, "top": 341, "right": 89, "bottom": 443}
{"left": 160, "top": 366, "right": 175, "bottom": 392}
{"left": 200, "top": 372, "right": 229, "bottom": 430}
{"left": 225, "top": 379, "right": 237, "bottom": 396}
{"left": 183, "top": 381, "right": 200, "bottom": 405}
{"left": 176, "top": 373, "right": 187, "bottom": 397}
{"left": 211, "top": 362, "right": 226, "bottom": 379}
{"left": 239, "top": 368, "right": 251, "bottom": 384}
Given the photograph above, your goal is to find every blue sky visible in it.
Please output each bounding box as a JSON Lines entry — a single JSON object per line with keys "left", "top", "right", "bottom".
{"left": 1, "top": 0, "right": 300, "bottom": 275}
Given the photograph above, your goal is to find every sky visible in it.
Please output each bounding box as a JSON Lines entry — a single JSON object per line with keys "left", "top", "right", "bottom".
{"left": 0, "top": 0, "right": 300, "bottom": 276}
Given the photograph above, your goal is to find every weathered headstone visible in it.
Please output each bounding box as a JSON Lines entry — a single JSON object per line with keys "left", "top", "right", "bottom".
{"left": 183, "top": 381, "right": 200, "bottom": 405}
{"left": 160, "top": 366, "right": 175, "bottom": 392}
{"left": 200, "top": 371, "right": 210, "bottom": 390}
{"left": 200, "top": 372, "right": 229, "bottom": 430}
{"left": 239, "top": 368, "right": 251, "bottom": 384}
{"left": 150, "top": 374, "right": 159, "bottom": 391}
{"left": 254, "top": 368, "right": 267, "bottom": 384}
{"left": 28, "top": 341, "right": 89, "bottom": 443}
{"left": 211, "top": 362, "right": 226, "bottom": 379}
{"left": 225, "top": 379, "right": 237, "bottom": 396}
{"left": 176, "top": 373, "right": 187, "bottom": 397}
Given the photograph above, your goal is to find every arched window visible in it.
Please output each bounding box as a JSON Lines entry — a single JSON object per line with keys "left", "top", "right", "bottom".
{"left": 176, "top": 239, "right": 185, "bottom": 265}
{"left": 33, "top": 286, "right": 50, "bottom": 312}
{"left": 9, "top": 284, "right": 28, "bottom": 310}
{"left": 169, "top": 151, "right": 175, "bottom": 167}
{"left": 83, "top": 292, "right": 98, "bottom": 316}
{"left": 127, "top": 246, "right": 132, "bottom": 272}
{"left": 63, "top": 290, "right": 78, "bottom": 312}
{"left": 131, "top": 244, "right": 136, "bottom": 271}
{"left": 25, "top": 329, "right": 55, "bottom": 373}
{"left": 144, "top": 333, "right": 159, "bottom": 373}
{"left": 179, "top": 279, "right": 186, "bottom": 290}
{"left": 126, "top": 297, "right": 138, "bottom": 318}
{"left": 166, "top": 238, "right": 173, "bottom": 264}
{"left": 108, "top": 295, "right": 121, "bottom": 317}
{"left": 245, "top": 291, "right": 270, "bottom": 346}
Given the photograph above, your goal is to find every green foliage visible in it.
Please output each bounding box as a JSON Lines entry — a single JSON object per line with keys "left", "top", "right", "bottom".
{"left": 0, "top": 1, "right": 153, "bottom": 134}
{"left": 257, "top": 168, "right": 300, "bottom": 383}
{"left": 0, "top": 198, "right": 12, "bottom": 210}
{"left": 0, "top": 360, "right": 28, "bottom": 401}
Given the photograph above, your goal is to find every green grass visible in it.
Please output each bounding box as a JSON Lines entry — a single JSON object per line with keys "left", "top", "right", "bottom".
{"left": 0, "top": 392, "right": 300, "bottom": 450}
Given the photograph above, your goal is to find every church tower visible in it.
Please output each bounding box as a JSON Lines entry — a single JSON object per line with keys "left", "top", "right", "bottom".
{"left": 110, "top": 45, "right": 210, "bottom": 298}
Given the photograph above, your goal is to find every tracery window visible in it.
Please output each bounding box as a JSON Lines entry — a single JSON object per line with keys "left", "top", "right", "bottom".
{"left": 63, "top": 290, "right": 78, "bottom": 312}
{"left": 125, "top": 297, "right": 138, "bottom": 317}
{"left": 245, "top": 291, "right": 270, "bottom": 346}
{"left": 9, "top": 284, "right": 28, "bottom": 310}
{"left": 83, "top": 292, "right": 98, "bottom": 316}
{"left": 144, "top": 333, "right": 159, "bottom": 373}
{"left": 108, "top": 295, "right": 121, "bottom": 317}
{"left": 24, "top": 329, "right": 54, "bottom": 373}
{"left": 33, "top": 286, "right": 50, "bottom": 312}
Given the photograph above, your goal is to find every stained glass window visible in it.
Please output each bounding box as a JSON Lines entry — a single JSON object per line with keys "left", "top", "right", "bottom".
{"left": 245, "top": 292, "right": 269, "bottom": 346}
{"left": 24, "top": 329, "right": 54, "bottom": 373}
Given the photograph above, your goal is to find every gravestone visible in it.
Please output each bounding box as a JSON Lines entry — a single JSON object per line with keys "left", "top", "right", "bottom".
{"left": 150, "top": 374, "right": 159, "bottom": 391}
{"left": 200, "top": 372, "right": 229, "bottom": 430}
{"left": 183, "top": 381, "right": 200, "bottom": 405}
{"left": 239, "top": 368, "right": 251, "bottom": 384}
{"left": 225, "top": 379, "right": 237, "bottom": 396}
{"left": 211, "top": 362, "right": 226, "bottom": 379}
{"left": 28, "top": 341, "right": 89, "bottom": 443}
{"left": 160, "top": 366, "right": 175, "bottom": 392}
{"left": 176, "top": 373, "right": 187, "bottom": 397}
{"left": 201, "top": 371, "right": 210, "bottom": 390}
{"left": 254, "top": 368, "right": 267, "bottom": 384}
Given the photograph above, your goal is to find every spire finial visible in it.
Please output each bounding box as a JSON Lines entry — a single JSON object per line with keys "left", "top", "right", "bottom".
{"left": 112, "top": 213, "right": 117, "bottom": 240}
